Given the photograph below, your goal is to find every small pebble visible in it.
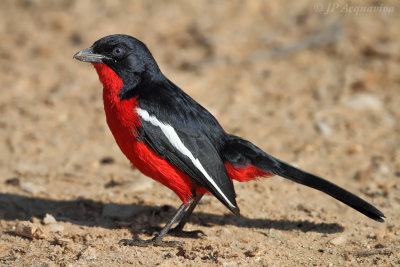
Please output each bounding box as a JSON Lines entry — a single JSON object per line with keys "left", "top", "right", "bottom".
{"left": 19, "top": 182, "right": 43, "bottom": 194}
{"left": 316, "top": 119, "right": 332, "bottom": 136}
{"left": 346, "top": 144, "right": 363, "bottom": 154}
{"left": 14, "top": 222, "right": 45, "bottom": 239}
{"left": 329, "top": 235, "right": 347, "bottom": 246}
{"left": 367, "top": 232, "right": 377, "bottom": 239}
{"left": 100, "top": 156, "right": 115, "bottom": 164}
{"left": 43, "top": 214, "right": 57, "bottom": 225}
{"left": 344, "top": 252, "right": 353, "bottom": 261}
{"left": 50, "top": 224, "right": 64, "bottom": 233}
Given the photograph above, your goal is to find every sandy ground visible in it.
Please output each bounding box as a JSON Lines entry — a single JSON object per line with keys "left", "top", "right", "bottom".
{"left": 0, "top": 0, "right": 400, "bottom": 266}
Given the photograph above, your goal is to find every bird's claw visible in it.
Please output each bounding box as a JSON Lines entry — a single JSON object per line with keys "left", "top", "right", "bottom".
{"left": 118, "top": 237, "right": 182, "bottom": 247}
{"left": 168, "top": 228, "right": 206, "bottom": 238}
{"left": 141, "top": 226, "right": 206, "bottom": 239}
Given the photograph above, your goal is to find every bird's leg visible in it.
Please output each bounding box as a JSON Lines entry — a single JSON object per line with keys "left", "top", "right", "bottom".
{"left": 168, "top": 194, "right": 205, "bottom": 237}
{"left": 119, "top": 201, "right": 189, "bottom": 247}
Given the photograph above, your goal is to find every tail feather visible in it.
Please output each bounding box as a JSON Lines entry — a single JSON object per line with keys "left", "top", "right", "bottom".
{"left": 223, "top": 136, "right": 385, "bottom": 222}
{"left": 261, "top": 157, "right": 385, "bottom": 222}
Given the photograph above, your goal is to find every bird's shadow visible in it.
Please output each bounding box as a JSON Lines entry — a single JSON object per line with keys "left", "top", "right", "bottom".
{"left": 0, "top": 193, "right": 343, "bottom": 237}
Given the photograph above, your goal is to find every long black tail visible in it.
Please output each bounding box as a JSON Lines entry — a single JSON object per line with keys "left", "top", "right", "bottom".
{"left": 223, "top": 136, "right": 385, "bottom": 222}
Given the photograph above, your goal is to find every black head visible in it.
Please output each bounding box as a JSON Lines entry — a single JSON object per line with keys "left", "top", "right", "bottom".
{"left": 74, "top": 34, "right": 162, "bottom": 89}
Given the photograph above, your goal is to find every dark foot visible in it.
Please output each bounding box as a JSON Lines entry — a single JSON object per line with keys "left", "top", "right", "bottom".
{"left": 119, "top": 237, "right": 182, "bottom": 247}
{"left": 141, "top": 226, "right": 206, "bottom": 238}
{"left": 168, "top": 227, "right": 206, "bottom": 238}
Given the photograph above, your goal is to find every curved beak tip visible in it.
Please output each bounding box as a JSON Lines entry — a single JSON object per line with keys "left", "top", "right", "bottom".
{"left": 73, "top": 47, "right": 104, "bottom": 63}
{"left": 73, "top": 48, "right": 90, "bottom": 62}
{"left": 73, "top": 50, "right": 84, "bottom": 60}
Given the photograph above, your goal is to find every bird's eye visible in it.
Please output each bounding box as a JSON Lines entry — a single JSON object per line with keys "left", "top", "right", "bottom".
{"left": 112, "top": 47, "right": 125, "bottom": 57}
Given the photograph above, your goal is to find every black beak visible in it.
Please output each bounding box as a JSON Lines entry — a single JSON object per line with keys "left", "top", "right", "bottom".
{"left": 73, "top": 47, "right": 108, "bottom": 63}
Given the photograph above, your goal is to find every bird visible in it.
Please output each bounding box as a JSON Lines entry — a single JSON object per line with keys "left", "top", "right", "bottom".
{"left": 73, "top": 34, "right": 384, "bottom": 246}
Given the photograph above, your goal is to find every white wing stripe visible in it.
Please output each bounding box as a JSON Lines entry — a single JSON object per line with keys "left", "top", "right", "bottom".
{"left": 137, "top": 108, "right": 235, "bottom": 208}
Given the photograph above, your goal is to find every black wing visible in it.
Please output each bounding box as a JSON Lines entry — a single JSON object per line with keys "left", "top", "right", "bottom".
{"left": 134, "top": 81, "right": 239, "bottom": 214}
{"left": 137, "top": 114, "right": 239, "bottom": 214}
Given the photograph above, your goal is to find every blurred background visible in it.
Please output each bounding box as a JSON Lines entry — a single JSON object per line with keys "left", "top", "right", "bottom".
{"left": 0, "top": 0, "right": 399, "bottom": 266}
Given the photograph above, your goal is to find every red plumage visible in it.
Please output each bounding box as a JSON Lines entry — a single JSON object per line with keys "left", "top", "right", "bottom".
{"left": 224, "top": 162, "right": 273, "bottom": 182}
